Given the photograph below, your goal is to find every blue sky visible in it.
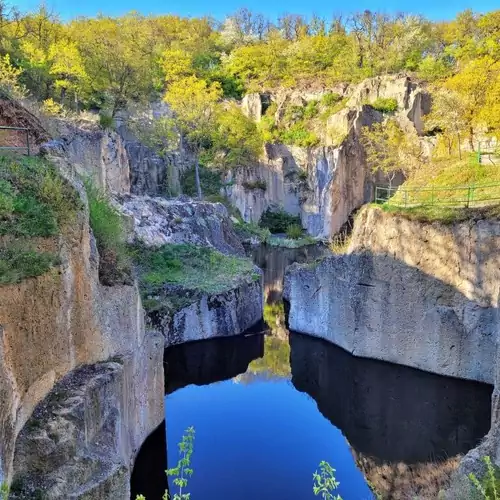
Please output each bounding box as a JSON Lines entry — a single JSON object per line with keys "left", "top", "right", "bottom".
{"left": 12, "top": 0, "right": 499, "bottom": 21}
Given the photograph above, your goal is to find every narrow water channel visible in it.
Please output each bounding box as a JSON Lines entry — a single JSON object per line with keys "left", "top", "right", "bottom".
{"left": 131, "top": 244, "right": 492, "bottom": 500}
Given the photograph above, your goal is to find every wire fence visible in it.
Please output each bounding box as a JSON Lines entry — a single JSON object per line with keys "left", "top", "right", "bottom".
{"left": 375, "top": 182, "right": 500, "bottom": 208}
{"left": 0, "top": 126, "right": 31, "bottom": 155}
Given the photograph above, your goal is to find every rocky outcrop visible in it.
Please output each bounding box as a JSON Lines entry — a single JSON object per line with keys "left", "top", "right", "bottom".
{"left": 241, "top": 93, "right": 263, "bottom": 122}
{"left": 120, "top": 195, "right": 245, "bottom": 255}
{"left": 42, "top": 120, "right": 131, "bottom": 195}
{"left": 154, "top": 276, "right": 263, "bottom": 347}
{"left": 284, "top": 206, "right": 500, "bottom": 383}
{"left": 0, "top": 172, "right": 164, "bottom": 496}
{"left": 230, "top": 76, "right": 426, "bottom": 237}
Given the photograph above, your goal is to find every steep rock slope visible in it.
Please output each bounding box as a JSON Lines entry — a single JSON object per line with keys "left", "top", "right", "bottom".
{"left": 284, "top": 206, "right": 500, "bottom": 383}
{"left": 231, "top": 76, "right": 427, "bottom": 237}
{"left": 0, "top": 163, "right": 164, "bottom": 497}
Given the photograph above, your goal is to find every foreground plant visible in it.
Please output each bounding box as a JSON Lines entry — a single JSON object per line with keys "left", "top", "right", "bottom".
{"left": 166, "top": 426, "right": 196, "bottom": 500}
{"left": 469, "top": 456, "right": 500, "bottom": 500}
{"left": 313, "top": 460, "right": 342, "bottom": 500}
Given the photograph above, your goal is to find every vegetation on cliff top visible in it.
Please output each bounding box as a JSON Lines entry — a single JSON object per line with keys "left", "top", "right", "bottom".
{"left": 131, "top": 243, "right": 258, "bottom": 314}
{"left": 0, "top": 155, "right": 78, "bottom": 284}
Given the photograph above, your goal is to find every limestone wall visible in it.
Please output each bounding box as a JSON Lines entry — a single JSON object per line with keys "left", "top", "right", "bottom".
{"left": 284, "top": 206, "right": 500, "bottom": 383}
{"left": 0, "top": 178, "right": 164, "bottom": 496}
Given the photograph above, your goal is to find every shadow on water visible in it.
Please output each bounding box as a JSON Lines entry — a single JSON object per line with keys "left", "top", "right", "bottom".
{"left": 164, "top": 333, "right": 265, "bottom": 394}
{"left": 131, "top": 243, "right": 492, "bottom": 500}
{"left": 290, "top": 331, "right": 493, "bottom": 498}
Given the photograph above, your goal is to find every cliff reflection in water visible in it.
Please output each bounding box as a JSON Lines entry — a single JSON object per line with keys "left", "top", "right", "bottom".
{"left": 164, "top": 332, "right": 265, "bottom": 394}
{"left": 290, "top": 331, "right": 493, "bottom": 499}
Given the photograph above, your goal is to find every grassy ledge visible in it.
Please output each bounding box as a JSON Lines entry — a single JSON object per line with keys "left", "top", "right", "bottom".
{"left": 0, "top": 155, "right": 78, "bottom": 285}
{"left": 131, "top": 243, "right": 259, "bottom": 315}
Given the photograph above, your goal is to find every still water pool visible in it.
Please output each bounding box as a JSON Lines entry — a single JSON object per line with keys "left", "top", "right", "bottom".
{"left": 131, "top": 244, "right": 492, "bottom": 500}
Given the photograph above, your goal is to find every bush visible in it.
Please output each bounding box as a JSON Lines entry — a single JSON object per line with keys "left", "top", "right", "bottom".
{"left": 242, "top": 179, "right": 266, "bottom": 191}
{"left": 321, "top": 92, "right": 342, "bottom": 107}
{"left": 99, "top": 112, "right": 114, "bottom": 129}
{"left": 469, "top": 456, "right": 500, "bottom": 499}
{"left": 85, "top": 181, "right": 130, "bottom": 285}
{"left": 304, "top": 100, "right": 320, "bottom": 119}
{"left": 0, "top": 246, "right": 59, "bottom": 285}
{"left": 370, "top": 97, "right": 398, "bottom": 113}
{"left": 286, "top": 223, "right": 303, "bottom": 239}
{"left": 181, "top": 165, "right": 222, "bottom": 198}
{"left": 280, "top": 123, "right": 319, "bottom": 147}
{"left": 259, "top": 208, "right": 301, "bottom": 233}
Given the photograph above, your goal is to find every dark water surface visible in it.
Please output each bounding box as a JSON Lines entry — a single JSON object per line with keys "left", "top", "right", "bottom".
{"left": 131, "top": 244, "right": 493, "bottom": 500}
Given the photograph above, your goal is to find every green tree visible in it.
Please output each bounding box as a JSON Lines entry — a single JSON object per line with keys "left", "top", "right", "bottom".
{"left": 164, "top": 75, "right": 222, "bottom": 198}
{"left": 361, "top": 119, "right": 424, "bottom": 187}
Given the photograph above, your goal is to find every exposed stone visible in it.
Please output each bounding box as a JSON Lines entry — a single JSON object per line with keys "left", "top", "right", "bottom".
{"left": 119, "top": 195, "right": 245, "bottom": 255}
{"left": 230, "top": 76, "right": 426, "bottom": 238}
{"left": 241, "top": 93, "right": 263, "bottom": 122}
{"left": 0, "top": 171, "right": 164, "bottom": 495}
{"left": 284, "top": 206, "right": 500, "bottom": 383}
{"left": 150, "top": 276, "right": 263, "bottom": 348}
{"left": 42, "top": 120, "right": 131, "bottom": 195}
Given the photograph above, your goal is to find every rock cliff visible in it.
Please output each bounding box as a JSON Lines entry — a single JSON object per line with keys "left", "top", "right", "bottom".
{"left": 284, "top": 205, "right": 500, "bottom": 489}
{"left": 0, "top": 170, "right": 164, "bottom": 496}
{"left": 284, "top": 206, "right": 500, "bottom": 383}
{"left": 232, "top": 76, "right": 427, "bottom": 237}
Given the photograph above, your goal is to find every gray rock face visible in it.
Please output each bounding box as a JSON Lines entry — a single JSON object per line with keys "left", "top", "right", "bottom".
{"left": 10, "top": 357, "right": 162, "bottom": 499}
{"left": 232, "top": 76, "right": 426, "bottom": 237}
{"left": 119, "top": 195, "right": 245, "bottom": 255}
{"left": 152, "top": 276, "right": 263, "bottom": 348}
{"left": 241, "top": 93, "right": 263, "bottom": 122}
{"left": 0, "top": 168, "right": 164, "bottom": 496}
{"left": 284, "top": 206, "right": 500, "bottom": 383}
{"left": 44, "top": 120, "right": 131, "bottom": 195}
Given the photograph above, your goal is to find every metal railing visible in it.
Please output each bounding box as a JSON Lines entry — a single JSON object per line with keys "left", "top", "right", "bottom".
{"left": 375, "top": 182, "right": 500, "bottom": 208}
{"left": 0, "top": 126, "right": 31, "bottom": 155}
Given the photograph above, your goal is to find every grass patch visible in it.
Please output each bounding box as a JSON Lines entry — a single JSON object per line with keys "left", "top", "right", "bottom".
{"left": 285, "top": 223, "right": 303, "bottom": 239}
{"left": 378, "top": 202, "right": 500, "bottom": 224}
{"left": 0, "top": 245, "right": 59, "bottom": 284}
{"left": 131, "top": 243, "right": 257, "bottom": 314}
{"left": 368, "top": 97, "right": 398, "bottom": 113}
{"left": 234, "top": 221, "right": 271, "bottom": 244}
{"left": 85, "top": 181, "right": 130, "bottom": 285}
{"left": 0, "top": 155, "right": 78, "bottom": 237}
{"left": 267, "top": 235, "right": 317, "bottom": 248}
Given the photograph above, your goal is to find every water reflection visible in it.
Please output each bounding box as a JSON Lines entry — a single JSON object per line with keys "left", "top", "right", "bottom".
{"left": 290, "top": 331, "right": 493, "bottom": 498}
{"left": 164, "top": 333, "right": 265, "bottom": 394}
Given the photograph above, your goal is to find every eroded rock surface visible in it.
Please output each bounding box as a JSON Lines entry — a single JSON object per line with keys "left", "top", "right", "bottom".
{"left": 120, "top": 195, "right": 245, "bottom": 255}
{"left": 284, "top": 206, "right": 500, "bottom": 383}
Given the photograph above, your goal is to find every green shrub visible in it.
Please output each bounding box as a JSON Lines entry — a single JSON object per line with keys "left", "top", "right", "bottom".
{"left": 85, "top": 181, "right": 130, "bottom": 285}
{"left": 259, "top": 208, "right": 301, "bottom": 233}
{"left": 304, "top": 100, "right": 320, "bottom": 119}
{"left": 181, "top": 165, "right": 222, "bottom": 198}
{"left": 99, "top": 112, "right": 114, "bottom": 129}
{"left": 321, "top": 92, "right": 342, "bottom": 107}
{"left": 286, "top": 223, "right": 303, "bottom": 239}
{"left": 0, "top": 156, "right": 78, "bottom": 237}
{"left": 370, "top": 97, "right": 398, "bottom": 113}
{"left": 0, "top": 246, "right": 59, "bottom": 285}
{"left": 280, "top": 123, "right": 319, "bottom": 147}
{"left": 469, "top": 456, "right": 500, "bottom": 499}
{"left": 242, "top": 179, "right": 266, "bottom": 191}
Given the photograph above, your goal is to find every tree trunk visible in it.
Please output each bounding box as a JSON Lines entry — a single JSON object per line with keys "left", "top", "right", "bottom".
{"left": 469, "top": 127, "right": 474, "bottom": 151}
{"left": 194, "top": 158, "right": 202, "bottom": 199}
